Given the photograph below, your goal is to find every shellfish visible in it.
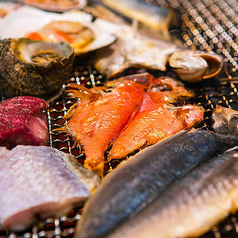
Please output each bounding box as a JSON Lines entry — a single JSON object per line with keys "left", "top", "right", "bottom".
{"left": 0, "top": 6, "right": 117, "bottom": 56}
{"left": 169, "top": 50, "right": 223, "bottom": 82}
{"left": 0, "top": 38, "right": 74, "bottom": 99}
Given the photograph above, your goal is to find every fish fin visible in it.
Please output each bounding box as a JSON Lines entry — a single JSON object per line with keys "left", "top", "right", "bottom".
{"left": 53, "top": 126, "right": 68, "bottom": 134}
{"left": 63, "top": 103, "right": 79, "bottom": 121}
{"left": 66, "top": 84, "right": 100, "bottom": 101}
{"left": 84, "top": 160, "right": 105, "bottom": 177}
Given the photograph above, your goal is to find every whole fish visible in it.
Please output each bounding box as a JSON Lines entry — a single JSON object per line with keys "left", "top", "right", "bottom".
{"left": 0, "top": 145, "right": 100, "bottom": 232}
{"left": 75, "top": 129, "right": 238, "bottom": 238}
{"left": 58, "top": 75, "right": 147, "bottom": 176}
{"left": 107, "top": 98, "right": 204, "bottom": 161}
{"left": 105, "top": 146, "right": 238, "bottom": 238}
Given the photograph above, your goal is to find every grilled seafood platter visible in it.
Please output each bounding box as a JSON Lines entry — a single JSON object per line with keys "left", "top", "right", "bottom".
{"left": 20, "top": 0, "right": 87, "bottom": 12}
{"left": 0, "top": 5, "right": 117, "bottom": 55}
{"left": 0, "top": 38, "right": 74, "bottom": 98}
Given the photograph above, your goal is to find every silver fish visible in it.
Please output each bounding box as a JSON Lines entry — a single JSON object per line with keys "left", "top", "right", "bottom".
{"left": 106, "top": 146, "right": 238, "bottom": 238}
{"left": 0, "top": 145, "right": 100, "bottom": 232}
{"left": 74, "top": 129, "right": 238, "bottom": 238}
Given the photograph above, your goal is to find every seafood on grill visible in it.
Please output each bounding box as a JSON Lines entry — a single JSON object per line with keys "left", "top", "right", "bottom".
{"left": 169, "top": 50, "right": 223, "bottom": 82}
{"left": 0, "top": 6, "right": 118, "bottom": 55}
{"left": 0, "top": 38, "right": 74, "bottom": 99}
{"left": 0, "top": 145, "right": 100, "bottom": 232}
{"left": 89, "top": 0, "right": 177, "bottom": 39}
{"left": 108, "top": 76, "right": 202, "bottom": 160}
{"left": 26, "top": 20, "right": 95, "bottom": 55}
{"left": 57, "top": 74, "right": 149, "bottom": 176}
{"left": 94, "top": 27, "right": 180, "bottom": 78}
{"left": 107, "top": 101, "right": 204, "bottom": 161}
{"left": 212, "top": 105, "right": 238, "bottom": 134}
{"left": 75, "top": 128, "right": 238, "bottom": 238}
{"left": 21, "top": 0, "right": 87, "bottom": 12}
{"left": 0, "top": 96, "right": 48, "bottom": 149}
{"left": 106, "top": 146, "right": 238, "bottom": 238}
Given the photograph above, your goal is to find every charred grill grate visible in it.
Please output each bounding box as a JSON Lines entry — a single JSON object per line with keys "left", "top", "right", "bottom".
{"left": 1, "top": 0, "right": 238, "bottom": 237}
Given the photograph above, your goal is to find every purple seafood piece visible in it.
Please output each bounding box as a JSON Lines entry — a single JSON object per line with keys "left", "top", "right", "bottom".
{"left": 0, "top": 96, "right": 48, "bottom": 149}
{"left": 0, "top": 145, "right": 100, "bottom": 232}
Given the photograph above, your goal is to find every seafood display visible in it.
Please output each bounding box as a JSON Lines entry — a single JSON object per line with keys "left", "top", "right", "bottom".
{"left": 0, "top": 96, "right": 48, "bottom": 149}
{"left": 21, "top": 0, "right": 87, "bottom": 12}
{"left": 0, "top": 6, "right": 118, "bottom": 55}
{"left": 104, "top": 146, "right": 238, "bottom": 238}
{"left": 0, "top": 38, "right": 74, "bottom": 98}
{"left": 0, "top": 145, "right": 100, "bottom": 232}
{"left": 169, "top": 50, "right": 224, "bottom": 82}
{"left": 75, "top": 128, "right": 238, "bottom": 238}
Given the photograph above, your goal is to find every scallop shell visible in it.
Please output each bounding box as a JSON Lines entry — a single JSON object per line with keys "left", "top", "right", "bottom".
{"left": 0, "top": 6, "right": 118, "bottom": 55}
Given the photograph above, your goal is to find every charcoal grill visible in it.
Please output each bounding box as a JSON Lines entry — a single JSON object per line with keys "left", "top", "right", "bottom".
{"left": 1, "top": 0, "right": 238, "bottom": 237}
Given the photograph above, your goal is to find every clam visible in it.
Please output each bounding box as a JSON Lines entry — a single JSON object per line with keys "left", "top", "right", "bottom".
{"left": 0, "top": 38, "right": 74, "bottom": 99}
{"left": 169, "top": 50, "right": 223, "bottom": 82}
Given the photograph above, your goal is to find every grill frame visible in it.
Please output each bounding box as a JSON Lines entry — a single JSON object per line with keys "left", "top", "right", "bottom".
{"left": 1, "top": 0, "right": 238, "bottom": 237}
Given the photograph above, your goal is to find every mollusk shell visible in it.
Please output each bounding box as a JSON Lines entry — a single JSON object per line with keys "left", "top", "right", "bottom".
{"left": 0, "top": 38, "right": 74, "bottom": 99}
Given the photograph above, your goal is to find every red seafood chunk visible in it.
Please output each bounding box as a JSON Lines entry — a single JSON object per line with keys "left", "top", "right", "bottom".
{"left": 0, "top": 96, "right": 48, "bottom": 149}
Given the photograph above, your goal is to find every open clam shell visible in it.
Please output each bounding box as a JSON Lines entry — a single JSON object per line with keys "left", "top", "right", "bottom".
{"left": 0, "top": 6, "right": 118, "bottom": 55}
{"left": 0, "top": 38, "right": 74, "bottom": 99}
{"left": 169, "top": 50, "right": 223, "bottom": 82}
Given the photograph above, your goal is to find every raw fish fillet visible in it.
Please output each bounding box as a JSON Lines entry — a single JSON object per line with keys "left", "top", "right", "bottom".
{"left": 0, "top": 145, "right": 100, "bottom": 232}
{"left": 0, "top": 96, "right": 48, "bottom": 149}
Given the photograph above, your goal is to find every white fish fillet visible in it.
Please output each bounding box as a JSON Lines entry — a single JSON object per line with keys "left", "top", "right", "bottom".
{"left": 0, "top": 145, "right": 100, "bottom": 232}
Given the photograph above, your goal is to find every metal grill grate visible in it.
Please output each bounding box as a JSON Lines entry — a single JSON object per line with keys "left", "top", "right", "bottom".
{"left": 1, "top": 0, "right": 238, "bottom": 237}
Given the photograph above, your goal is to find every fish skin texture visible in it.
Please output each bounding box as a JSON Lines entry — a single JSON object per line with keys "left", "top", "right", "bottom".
{"left": 0, "top": 145, "right": 100, "bottom": 232}
{"left": 75, "top": 129, "right": 238, "bottom": 238}
{"left": 0, "top": 96, "right": 48, "bottom": 149}
{"left": 107, "top": 146, "right": 238, "bottom": 238}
